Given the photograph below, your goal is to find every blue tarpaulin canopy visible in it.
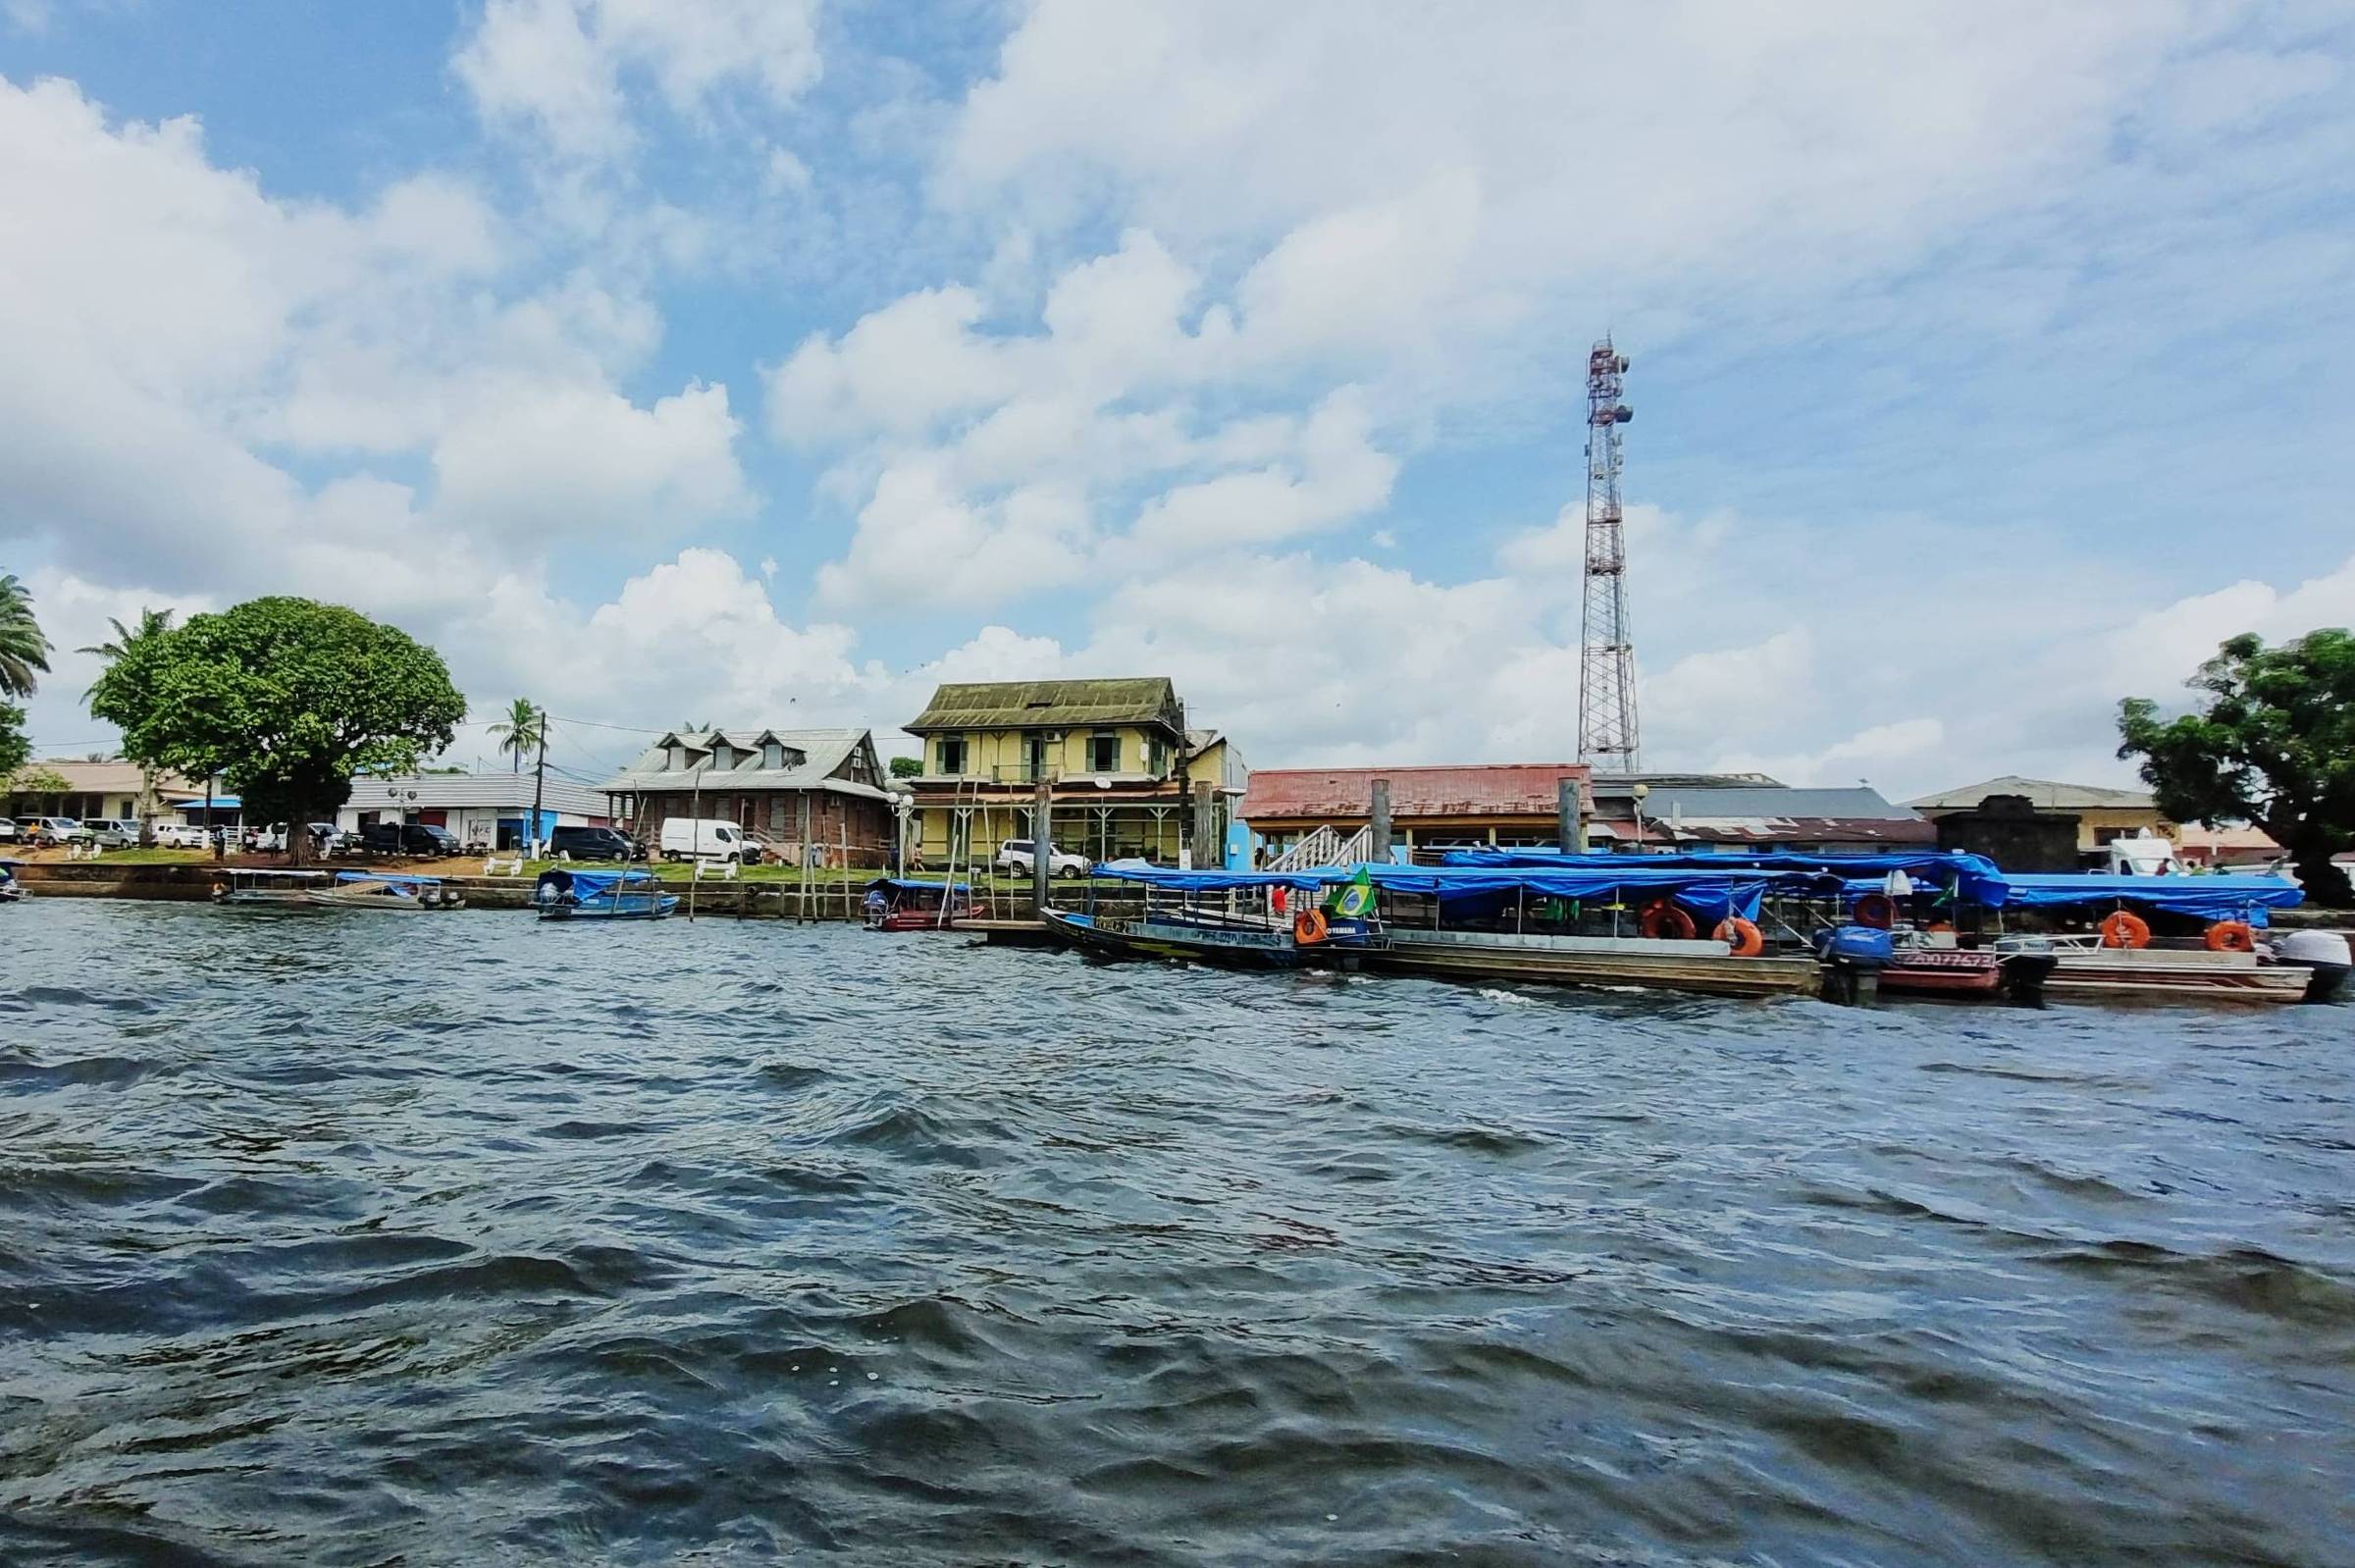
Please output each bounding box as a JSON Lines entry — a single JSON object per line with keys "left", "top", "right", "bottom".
{"left": 1992, "top": 873, "right": 2301, "bottom": 923}
{"left": 334, "top": 871, "right": 440, "bottom": 886}
{"left": 866, "top": 877, "right": 970, "bottom": 894}
{"left": 548, "top": 868, "right": 660, "bottom": 898}
{"left": 1361, "top": 862, "right": 1773, "bottom": 922}
{"left": 1444, "top": 848, "right": 2009, "bottom": 907}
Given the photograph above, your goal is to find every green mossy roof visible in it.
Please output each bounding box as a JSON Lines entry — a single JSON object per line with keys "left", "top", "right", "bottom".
{"left": 907, "top": 678, "right": 1184, "bottom": 734}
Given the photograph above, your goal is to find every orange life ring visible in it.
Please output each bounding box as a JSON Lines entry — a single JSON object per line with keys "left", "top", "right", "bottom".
{"left": 1713, "top": 916, "right": 1764, "bottom": 958}
{"left": 1639, "top": 899, "right": 1697, "bottom": 940}
{"left": 2203, "top": 919, "right": 2256, "bottom": 953}
{"left": 1293, "top": 908, "right": 1329, "bottom": 946}
{"left": 1852, "top": 893, "right": 1897, "bottom": 930}
{"left": 2099, "top": 911, "right": 2152, "bottom": 949}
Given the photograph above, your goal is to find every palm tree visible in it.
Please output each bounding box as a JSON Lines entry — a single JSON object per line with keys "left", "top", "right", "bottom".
{"left": 489, "top": 698, "right": 546, "bottom": 772}
{"left": 78, "top": 606, "right": 176, "bottom": 844}
{"left": 0, "top": 574, "right": 52, "bottom": 699}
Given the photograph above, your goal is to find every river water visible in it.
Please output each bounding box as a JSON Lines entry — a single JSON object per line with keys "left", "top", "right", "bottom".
{"left": 2, "top": 901, "right": 2350, "bottom": 1566}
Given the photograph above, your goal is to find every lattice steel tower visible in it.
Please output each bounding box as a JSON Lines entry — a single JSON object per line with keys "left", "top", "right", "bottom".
{"left": 1577, "top": 337, "right": 1640, "bottom": 771}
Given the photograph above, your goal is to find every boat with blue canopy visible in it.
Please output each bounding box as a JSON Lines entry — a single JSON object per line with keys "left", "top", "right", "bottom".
{"left": 0, "top": 859, "right": 23, "bottom": 904}
{"left": 1983, "top": 871, "right": 2336, "bottom": 1003}
{"left": 1042, "top": 862, "right": 1384, "bottom": 970}
{"left": 864, "top": 877, "right": 974, "bottom": 931}
{"left": 534, "top": 866, "right": 677, "bottom": 921}
{"left": 1349, "top": 861, "right": 1821, "bottom": 999}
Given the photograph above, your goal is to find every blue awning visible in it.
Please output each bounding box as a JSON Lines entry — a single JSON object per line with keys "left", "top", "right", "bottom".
{"left": 866, "top": 877, "right": 971, "bottom": 893}
{"left": 1445, "top": 848, "right": 2009, "bottom": 907}
{"left": 1993, "top": 873, "right": 2301, "bottom": 923}
{"left": 1095, "top": 860, "right": 1345, "bottom": 892}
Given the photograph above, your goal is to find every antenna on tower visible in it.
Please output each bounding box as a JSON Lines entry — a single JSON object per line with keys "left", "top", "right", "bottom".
{"left": 1576, "top": 337, "right": 1641, "bottom": 773}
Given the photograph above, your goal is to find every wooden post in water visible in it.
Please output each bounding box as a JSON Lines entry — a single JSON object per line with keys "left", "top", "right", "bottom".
{"left": 1557, "top": 777, "right": 1580, "bottom": 852}
{"left": 797, "top": 793, "right": 811, "bottom": 924}
{"left": 1369, "top": 778, "right": 1392, "bottom": 864}
{"left": 1032, "top": 774, "right": 1053, "bottom": 918}
{"left": 1191, "top": 779, "right": 1217, "bottom": 869}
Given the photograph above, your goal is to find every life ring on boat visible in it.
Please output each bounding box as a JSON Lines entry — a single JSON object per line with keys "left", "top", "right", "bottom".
{"left": 1713, "top": 916, "right": 1765, "bottom": 957}
{"left": 1293, "top": 908, "right": 1330, "bottom": 946}
{"left": 1852, "top": 893, "right": 1897, "bottom": 930}
{"left": 2099, "top": 911, "right": 2152, "bottom": 949}
{"left": 2203, "top": 919, "right": 2256, "bottom": 953}
{"left": 1639, "top": 899, "right": 1697, "bottom": 940}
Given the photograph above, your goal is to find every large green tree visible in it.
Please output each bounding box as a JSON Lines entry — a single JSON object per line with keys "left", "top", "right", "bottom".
{"left": 0, "top": 573, "right": 53, "bottom": 698}
{"left": 88, "top": 598, "right": 466, "bottom": 865}
{"left": 78, "top": 607, "right": 177, "bottom": 845}
{"left": 0, "top": 703, "right": 30, "bottom": 779}
{"left": 2118, "top": 628, "right": 2355, "bottom": 906}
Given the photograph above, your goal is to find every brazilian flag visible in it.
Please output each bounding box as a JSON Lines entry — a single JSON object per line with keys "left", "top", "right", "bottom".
{"left": 1325, "top": 867, "right": 1375, "bottom": 919}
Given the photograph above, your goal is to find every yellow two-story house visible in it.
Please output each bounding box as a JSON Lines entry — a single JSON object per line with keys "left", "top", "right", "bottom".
{"left": 901, "top": 678, "right": 1245, "bottom": 870}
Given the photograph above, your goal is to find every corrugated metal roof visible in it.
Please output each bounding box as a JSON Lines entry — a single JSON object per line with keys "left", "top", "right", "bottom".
{"left": 1240, "top": 764, "right": 1590, "bottom": 821}
{"left": 1643, "top": 786, "right": 1918, "bottom": 820}
{"left": 598, "top": 728, "right": 890, "bottom": 802}
{"left": 1907, "top": 775, "right": 2156, "bottom": 810}
{"left": 345, "top": 773, "right": 609, "bottom": 816}
{"left": 906, "top": 679, "right": 1184, "bottom": 734}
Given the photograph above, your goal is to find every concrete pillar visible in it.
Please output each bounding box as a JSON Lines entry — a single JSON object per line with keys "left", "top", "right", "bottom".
{"left": 1369, "top": 778, "right": 1392, "bottom": 863}
{"left": 1558, "top": 778, "right": 1581, "bottom": 852}
{"left": 1033, "top": 775, "right": 1054, "bottom": 913}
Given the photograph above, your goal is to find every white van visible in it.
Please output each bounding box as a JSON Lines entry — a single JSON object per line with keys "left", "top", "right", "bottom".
{"left": 659, "top": 818, "right": 751, "bottom": 863}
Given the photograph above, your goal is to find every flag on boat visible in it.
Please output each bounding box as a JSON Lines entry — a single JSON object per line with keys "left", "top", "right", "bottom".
{"left": 1326, "top": 867, "right": 1375, "bottom": 919}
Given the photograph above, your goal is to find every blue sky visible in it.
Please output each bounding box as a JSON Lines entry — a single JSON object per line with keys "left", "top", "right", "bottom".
{"left": 3, "top": 1, "right": 2351, "bottom": 796}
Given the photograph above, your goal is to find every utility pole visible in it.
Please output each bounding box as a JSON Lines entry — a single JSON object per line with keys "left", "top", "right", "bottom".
{"left": 528, "top": 705, "right": 550, "bottom": 861}
{"left": 1032, "top": 773, "right": 1053, "bottom": 915}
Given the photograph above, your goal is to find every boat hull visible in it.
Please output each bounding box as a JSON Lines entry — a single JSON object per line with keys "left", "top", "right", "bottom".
{"left": 871, "top": 910, "right": 969, "bottom": 932}
{"left": 539, "top": 894, "right": 678, "bottom": 921}
{"left": 1368, "top": 929, "right": 1818, "bottom": 999}
{"left": 2041, "top": 947, "right": 2308, "bottom": 1004}
{"left": 1042, "top": 908, "right": 1316, "bottom": 969}
{"left": 1880, "top": 949, "right": 2003, "bottom": 997}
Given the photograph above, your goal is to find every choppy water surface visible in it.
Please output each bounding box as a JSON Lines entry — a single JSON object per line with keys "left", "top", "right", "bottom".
{"left": 2, "top": 902, "right": 2351, "bottom": 1566}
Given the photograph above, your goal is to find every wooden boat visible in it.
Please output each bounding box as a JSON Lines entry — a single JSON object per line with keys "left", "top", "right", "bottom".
{"left": 534, "top": 866, "right": 677, "bottom": 921}
{"left": 211, "top": 868, "right": 334, "bottom": 907}
{"left": 1876, "top": 937, "right": 2054, "bottom": 1003}
{"left": 1995, "top": 934, "right": 2309, "bottom": 1004}
{"left": 1367, "top": 926, "right": 1818, "bottom": 998}
{"left": 1987, "top": 873, "right": 2315, "bottom": 1005}
{"left": 304, "top": 871, "right": 465, "bottom": 912}
{"left": 863, "top": 877, "right": 974, "bottom": 931}
{"left": 1040, "top": 905, "right": 1376, "bottom": 969}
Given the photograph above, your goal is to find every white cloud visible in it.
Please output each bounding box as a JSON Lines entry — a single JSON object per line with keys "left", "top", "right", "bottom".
{"left": 454, "top": 0, "right": 821, "bottom": 163}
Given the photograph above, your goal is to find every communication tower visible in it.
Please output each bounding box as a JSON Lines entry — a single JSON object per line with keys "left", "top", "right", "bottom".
{"left": 1577, "top": 338, "right": 1640, "bottom": 772}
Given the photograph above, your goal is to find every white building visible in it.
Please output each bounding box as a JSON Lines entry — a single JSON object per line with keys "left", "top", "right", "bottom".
{"left": 340, "top": 773, "right": 611, "bottom": 851}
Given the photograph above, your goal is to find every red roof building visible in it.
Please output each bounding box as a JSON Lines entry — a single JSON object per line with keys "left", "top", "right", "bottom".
{"left": 1239, "top": 764, "right": 1591, "bottom": 856}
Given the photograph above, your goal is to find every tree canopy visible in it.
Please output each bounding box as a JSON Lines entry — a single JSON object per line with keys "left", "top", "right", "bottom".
{"left": 489, "top": 697, "right": 546, "bottom": 773}
{"left": 2118, "top": 628, "right": 2355, "bottom": 906}
{"left": 0, "top": 706, "right": 31, "bottom": 779}
{"left": 89, "top": 598, "right": 465, "bottom": 859}
{"left": 888, "top": 755, "right": 922, "bottom": 779}
{"left": 0, "top": 573, "right": 53, "bottom": 699}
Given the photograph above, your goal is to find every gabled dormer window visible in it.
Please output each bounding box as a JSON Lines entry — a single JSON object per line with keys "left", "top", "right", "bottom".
{"left": 762, "top": 741, "right": 783, "bottom": 769}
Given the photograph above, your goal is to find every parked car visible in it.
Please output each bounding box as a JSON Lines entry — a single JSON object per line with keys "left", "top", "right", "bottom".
{"left": 0, "top": 817, "right": 17, "bottom": 842}
{"left": 26, "top": 817, "right": 89, "bottom": 848}
{"left": 152, "top": 821, "right": 208, "bottom": 850}
{"left": 81, "top": 818, "right": 142, "bottom": 849}
{"left": 994, "top": 839, "right": 1092, "bottom": 879}
{"left": 356, "top": 821, "right": 461, "bottom": 858}
{"left": 657, "top": 817, "right": 752, "bottom": 863}
{"left": 306, "top": 822, "right": 349, "bottom": 857}
{"left": 547, "top": 824, "right": 644, "bottom": 862}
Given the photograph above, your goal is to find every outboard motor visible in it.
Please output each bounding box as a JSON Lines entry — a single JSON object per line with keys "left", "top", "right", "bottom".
{"left": 2272, "top": 929, "right": 2351, "bottom": 1004}
{"left": 1814, "top": 924, "right": 1895, "bottom": 1007}
{"left": 533, "top": 868, "right": 574, "bottom": 908}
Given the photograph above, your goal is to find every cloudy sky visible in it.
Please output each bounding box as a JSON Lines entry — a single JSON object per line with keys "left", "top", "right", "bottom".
{"left": 4, "top": 1, "right": 2350, "bottom": 795}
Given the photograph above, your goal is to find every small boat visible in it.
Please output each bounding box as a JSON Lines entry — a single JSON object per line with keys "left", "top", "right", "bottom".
{"left": 863, "top": 877, "right": 974, "bottom": 931}
{"left": 1368, "top": 862, "right": 1820, "bottom": 999}
{"left": 1875, "top": 934, "right": 2055, "bottom": 1003}
{"left": 211, "top": 868, "right": 335, "bottom": 907}
{"left": 1044, "top": 863, "right": 1383, "bottom": 970}
{"left": 1988, "top": 873, "right": 2317, "bottom": 1005}
{"left": 0, "top": 859, "right": 24, "bottom": 903}
{"left": 305, "top": 871, "right": 465, "bottom": 912}
{"left": 533, "top": 866, "right": 677, "bottom": 921}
